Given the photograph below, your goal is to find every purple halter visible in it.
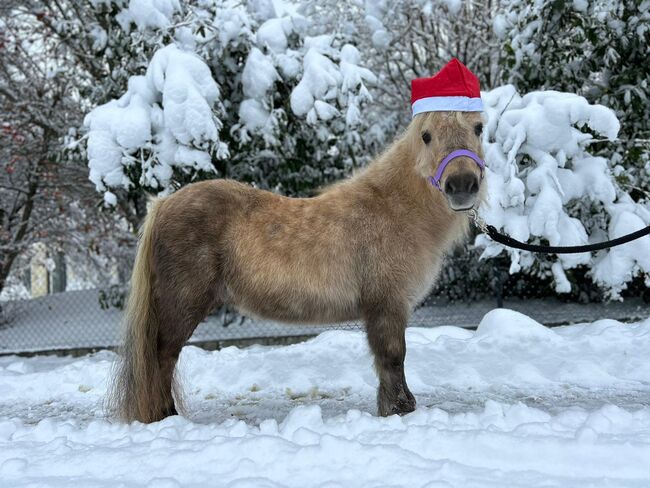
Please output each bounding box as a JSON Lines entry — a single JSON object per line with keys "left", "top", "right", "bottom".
{"left": 427, "top": 149, "right": 485, "bottom": 191}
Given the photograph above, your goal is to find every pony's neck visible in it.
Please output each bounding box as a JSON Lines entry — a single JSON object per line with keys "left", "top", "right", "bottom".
{"left": 356, "top": 137, "right": 443, "bottom": 209}
{"left": 349, "top": 135, "right": 469, "bottom": 237}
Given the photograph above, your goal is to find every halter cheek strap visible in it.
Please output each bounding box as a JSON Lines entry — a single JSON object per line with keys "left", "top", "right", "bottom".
{"left": 427, "top": 149, "right": 485, "bottom": 190}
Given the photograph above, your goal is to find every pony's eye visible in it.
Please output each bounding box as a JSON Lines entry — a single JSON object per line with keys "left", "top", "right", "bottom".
{"left": 474, "top": 123, "right": 483, "bottom": 137}
{"left": 421, "top": 131, "right": 431, "bottom": 144}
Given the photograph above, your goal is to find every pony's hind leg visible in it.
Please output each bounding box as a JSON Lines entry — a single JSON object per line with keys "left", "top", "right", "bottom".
{"left": 112, "top": 190, "right": 229, "bottom": 424}
{"left": 148, "top": 191, "right": 229, "bottom": 421}
{"left": 364, "top": 302, "right": 416, "bottom": 416}
{"left": 154, "top": 280, "right": 221, "bottom": 419}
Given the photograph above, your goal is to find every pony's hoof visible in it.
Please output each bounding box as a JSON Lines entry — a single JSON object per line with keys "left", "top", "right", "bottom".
{"left": 391, "top": 399, "right": 416, "bottom": 416}
{"left": 378, "top": 392, "right": 416, "bottom": 417}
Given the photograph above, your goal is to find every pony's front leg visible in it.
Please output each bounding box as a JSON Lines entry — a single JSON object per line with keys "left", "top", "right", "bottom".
{"left": 364, "top": 304, "right": 416, "bottom": 416}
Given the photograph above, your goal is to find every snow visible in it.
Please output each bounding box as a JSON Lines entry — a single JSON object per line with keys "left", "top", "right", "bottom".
{"left": 213, "top": 6, "right": 253, "bottom": 47}
{"left": 290, "top": 47, "right": 341, "bottom": 118}
{"left": 238, "top": 99, "right": 272, "bottom": 131}
{"left": 573, "top": 0, "right": 589, "bottom": 12}
{"left": 478, "top": 85, "right": 650, "bottom": 295}
{"left": 236, "top": 8, "right": 375, "bottom": 141}
{"left": 242, "top": 48, "right": 279, "bottom": 99}
{"left": 115, "top": 0, "right": 181, "bottom": 32}
{"left": 249, "top": 0, "right": 278, "bottom": 22}
{"left": 492, "top": 13, "right": 508, "bottom": 38}
{"left": 288, "top": 41, "right": 374, "bottom": 127}
{"left": 257, "top": 17, "right": 291, "bottom": 53}
{"left": 85, "top": 45, "right": 227, "bottom": 199}
{"left": 85, "top": 93, "right": 150, "bottom": 193}
{"left": 371, "top": 29, "right": 392, "bottom": 50}
{"left": 551, "top": 262, "right": 572, "bottom": 293}
{"left": 147, "top": 45, "right": 221, "bottom": 146}
{"left": 592, "top": 210, "right": 650, "bottom": 289}
{"left": 87, "top": 1, "right": 378, "bottom": 196}
{"left": 88, "top": 24, "right": 108, "bottom": 51}
{"left": 1, "top": 310, "right": 650, "bottom": 486}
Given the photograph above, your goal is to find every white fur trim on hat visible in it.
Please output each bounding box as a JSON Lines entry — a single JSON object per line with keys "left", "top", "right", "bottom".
{"left": 412, "top": 96, "right": 483, "bottom": 117}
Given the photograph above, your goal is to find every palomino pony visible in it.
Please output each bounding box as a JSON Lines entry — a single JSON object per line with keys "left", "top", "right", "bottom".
{"left": 109, "top": 110, "right": 486, "bottom": 423}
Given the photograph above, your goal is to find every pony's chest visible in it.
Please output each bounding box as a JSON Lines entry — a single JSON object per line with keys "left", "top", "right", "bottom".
{"left": 407, "top": 249, "right": 445, "bottom": 308}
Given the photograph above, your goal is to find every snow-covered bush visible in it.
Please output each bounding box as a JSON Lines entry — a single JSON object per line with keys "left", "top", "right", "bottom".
{"left": 488, "top": 0, "right": 650, "bottom": 298}
{"left": 85, "top": 44, "right": 228, "bottom": 206}
{"left": 495, "top": 0, "right": 650, "bottom": 204}
{"left": 84, "top": 0, "right": 376, "bottom": 204}
{"left": 478, "top": 85, "right": 650, "bottom": 298}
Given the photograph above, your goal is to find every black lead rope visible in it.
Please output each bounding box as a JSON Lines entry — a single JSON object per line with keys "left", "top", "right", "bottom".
{"left": 485, "top": 224, "right": 650, "bottom": 254}
{"left": 468, "top": 210, "right": 650, "bottom": 254}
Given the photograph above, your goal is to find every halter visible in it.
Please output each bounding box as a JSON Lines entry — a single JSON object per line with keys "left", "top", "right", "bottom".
{"left": 427, "top": 149, "right": 485, "bottom": 191}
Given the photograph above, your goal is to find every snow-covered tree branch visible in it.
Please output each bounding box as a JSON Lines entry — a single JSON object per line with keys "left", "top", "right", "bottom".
{"left": 84, "top": 0, "right": 377, "bottom": 204}
{"left": 478, "top": 86, "right": 650, "bottom": 297}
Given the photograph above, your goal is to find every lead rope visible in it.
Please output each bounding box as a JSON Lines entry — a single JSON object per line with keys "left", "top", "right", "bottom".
{"left": 468, "top": 209, "right": 650, "bottom": 254}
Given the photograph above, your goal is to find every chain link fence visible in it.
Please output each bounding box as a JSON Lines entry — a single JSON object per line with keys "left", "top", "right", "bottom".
{"left": 1, "top": 251, "right": 650, "bottom": 355}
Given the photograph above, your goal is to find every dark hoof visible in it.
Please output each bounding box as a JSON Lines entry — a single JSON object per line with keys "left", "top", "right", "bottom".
{"left": 388, "top": 402, "right": 416, "bottom": 416}
{"left": 378, "top": 387, "right": 416, "bottom": 417}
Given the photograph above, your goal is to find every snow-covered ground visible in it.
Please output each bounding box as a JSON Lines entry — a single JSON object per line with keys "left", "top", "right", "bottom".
{"left": 2, "top": 308, "right": 650, "bottom": 487}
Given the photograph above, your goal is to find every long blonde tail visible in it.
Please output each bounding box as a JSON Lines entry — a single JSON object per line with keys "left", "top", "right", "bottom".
{"left": 107, "top": 199, "right": 168, "bottom": 423}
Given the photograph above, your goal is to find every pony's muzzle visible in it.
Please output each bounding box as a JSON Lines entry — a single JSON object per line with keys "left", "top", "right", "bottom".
{"left": 444, "top": 172, "right": 480, "bottom": 211}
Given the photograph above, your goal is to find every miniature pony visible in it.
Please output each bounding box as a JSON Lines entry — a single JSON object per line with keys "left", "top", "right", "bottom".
{"left": 109, "top": 110, "right": 486, "bottom": 423}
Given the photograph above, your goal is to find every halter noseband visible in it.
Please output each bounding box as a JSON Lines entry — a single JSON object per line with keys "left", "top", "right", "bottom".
{"left": 427, "top": 149, "right": 485, "bottom": 190}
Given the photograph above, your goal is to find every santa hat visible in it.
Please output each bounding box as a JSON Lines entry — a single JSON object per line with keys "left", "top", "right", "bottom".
{"left": 411, "top": 58, "right": 483, "bottom": 116}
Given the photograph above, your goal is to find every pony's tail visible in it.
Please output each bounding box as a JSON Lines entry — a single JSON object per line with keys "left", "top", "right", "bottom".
{"left": 107, "top": 198, "right": 167, "bottom": 423}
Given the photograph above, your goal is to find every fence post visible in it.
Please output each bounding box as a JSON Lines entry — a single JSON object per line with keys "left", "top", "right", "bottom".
{"left": 50, "top": 251, "right": 67, "bottom": 293}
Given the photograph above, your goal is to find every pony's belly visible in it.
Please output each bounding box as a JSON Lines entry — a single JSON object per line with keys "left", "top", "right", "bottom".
{"left": 231, "top": 287, "right": 360, "bottom": 325}
{"left": 225, "top": 266, "right": 361, "bottom": 325}
{"left": 225, "top": 211, "right": 361, "bottom": 323}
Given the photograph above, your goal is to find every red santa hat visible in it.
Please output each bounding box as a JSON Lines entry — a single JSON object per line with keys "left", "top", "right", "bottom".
{"left": 411, "top": 58, "right": 483, "bottom": 116}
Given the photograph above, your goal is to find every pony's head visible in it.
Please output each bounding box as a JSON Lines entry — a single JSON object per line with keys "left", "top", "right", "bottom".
{"left": 409, "top": 111, "right": 485, "bottom": 211}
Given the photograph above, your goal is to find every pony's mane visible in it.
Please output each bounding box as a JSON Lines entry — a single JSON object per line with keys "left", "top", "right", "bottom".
{"left": 318, "top": 130, "right": 414, "bottom": 196}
